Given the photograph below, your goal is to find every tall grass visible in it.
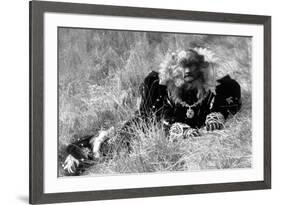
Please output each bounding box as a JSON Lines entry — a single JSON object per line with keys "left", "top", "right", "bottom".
{"left": 58, "top": 28, "right": 252, "bottom": 177}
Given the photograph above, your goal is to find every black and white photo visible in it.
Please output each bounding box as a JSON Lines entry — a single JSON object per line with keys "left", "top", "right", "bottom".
{"left": 29, "top": 1, "right": 271, "bottom": 203}
{"left": 59, "top": 28, "right": 251, "bottom": 177}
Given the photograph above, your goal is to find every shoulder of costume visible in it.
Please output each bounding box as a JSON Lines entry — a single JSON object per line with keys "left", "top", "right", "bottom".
{"left": 144, "top": 71, "right": 167, "bottom": 88}
{"left": 216, "top": 74, "right": 240, "bottom": 88}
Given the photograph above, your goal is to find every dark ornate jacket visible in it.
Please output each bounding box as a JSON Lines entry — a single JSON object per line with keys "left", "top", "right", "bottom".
{"left": 138, "top": 71, "right": 241, "bottom": 128}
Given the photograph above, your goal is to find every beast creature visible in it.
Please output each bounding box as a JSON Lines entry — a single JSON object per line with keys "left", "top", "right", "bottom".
{"left": 62, "top": 48, "right": 242, "bottom": 175}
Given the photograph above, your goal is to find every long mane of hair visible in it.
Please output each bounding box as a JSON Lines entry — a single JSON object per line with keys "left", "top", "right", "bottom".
{"left": 158, "top": 49, "right": 216, "bottom": 103}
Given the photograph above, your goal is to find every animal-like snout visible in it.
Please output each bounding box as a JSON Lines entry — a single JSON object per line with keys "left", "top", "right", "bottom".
{"left": 184, "top": 68, "right": 191, "bottom": 77}
{"left": 184, "top": 67, "right": 194, "bottom": 78}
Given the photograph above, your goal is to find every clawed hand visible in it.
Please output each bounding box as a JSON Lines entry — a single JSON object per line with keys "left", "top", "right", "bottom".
{"left": 169, "top": 122, "right": 200, "bottom": 141}
{"left": 62, "top": 154, "right": 80, "bottom": 174}
{"left": 205, "top": 112, "right": 225, "bottom": 131}
{"left": 183, "top": 128, "right": 200, "bottom": 138}
{"left": 206, "top": 121, "right": 224, "bottom": 131}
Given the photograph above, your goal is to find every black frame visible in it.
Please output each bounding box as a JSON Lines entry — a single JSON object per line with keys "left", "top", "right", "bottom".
{"left": 29, "top": 0, "right": 271, "bottom": 204}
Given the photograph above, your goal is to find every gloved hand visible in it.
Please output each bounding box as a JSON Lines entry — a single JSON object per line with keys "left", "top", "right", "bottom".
{"left": 205, "top": 112, "right": 225, "bottom": 131}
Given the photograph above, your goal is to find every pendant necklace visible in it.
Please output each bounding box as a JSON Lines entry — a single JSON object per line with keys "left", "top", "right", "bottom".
{"left": 175, "top": 92, "right": 209, "bottom": 119}
{"left": 185, "top": 106, "right": 195, "bottom": 118}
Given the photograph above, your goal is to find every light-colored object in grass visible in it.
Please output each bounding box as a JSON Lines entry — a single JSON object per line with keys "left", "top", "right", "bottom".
{"left": 91, "top": 126, "right": 115, "bottom": 158}
{"left": 169, "top": 122, "right": 191, "bottom": 141}
{"left": 62, "top": 154, "right": 80, "bottom": 174}
{"left": 169, "top": 123, "right": 200, "bottom": 141}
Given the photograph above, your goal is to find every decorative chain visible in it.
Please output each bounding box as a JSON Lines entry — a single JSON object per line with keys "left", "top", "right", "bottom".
{"left": 175, "top": 92, "right": 209, "bottom": 109}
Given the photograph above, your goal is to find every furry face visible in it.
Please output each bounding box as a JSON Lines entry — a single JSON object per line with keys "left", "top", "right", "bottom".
{"left": 159, "top": 49, "right": 208, "bottom": 86}
{"left": 178, "top": 63, "right": 203, "bottom": 83}
{"left": 159, "top": 49, "right": 214, "bottom": 103}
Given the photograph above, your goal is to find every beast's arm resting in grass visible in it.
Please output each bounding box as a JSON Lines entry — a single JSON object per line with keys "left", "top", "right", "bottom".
{"left": 63, "top": 135, "right": 96, "bottom": 175}
{"left": 206, "top": 75, "right": 242, "bottom": 131}
{"left": 63, "top": 128, "right": 117, "bottom": 175}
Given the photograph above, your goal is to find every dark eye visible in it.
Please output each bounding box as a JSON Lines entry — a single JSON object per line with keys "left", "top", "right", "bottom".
{"left": 190, "top": 65, "right": 197, "bottom": 71}
{"left": 180, "top": 59, "right": 189, "bottom": 68}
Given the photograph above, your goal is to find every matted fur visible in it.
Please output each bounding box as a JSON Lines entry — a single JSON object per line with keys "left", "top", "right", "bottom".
{"left": 158, "top": 48, "right": 217, "bottom": 104}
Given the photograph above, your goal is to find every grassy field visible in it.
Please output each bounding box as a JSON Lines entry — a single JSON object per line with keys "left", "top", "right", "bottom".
{"left": 58, "top": 28, "right": 252, "bottom": 177}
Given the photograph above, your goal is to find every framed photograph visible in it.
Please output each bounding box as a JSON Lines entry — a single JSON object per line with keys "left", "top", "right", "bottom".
{"left": 29, "top": 0, "right": 271, "bottom": 204}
